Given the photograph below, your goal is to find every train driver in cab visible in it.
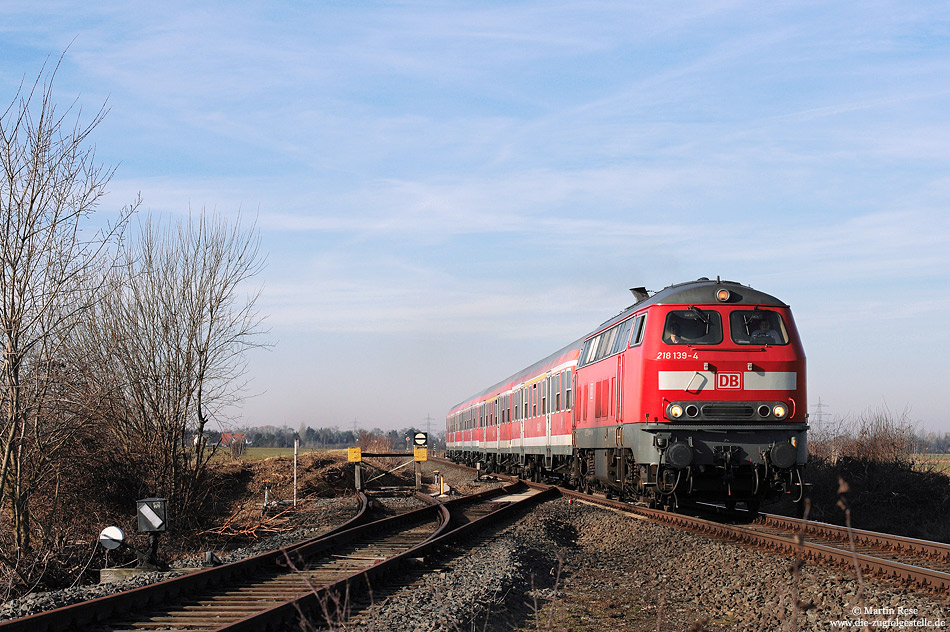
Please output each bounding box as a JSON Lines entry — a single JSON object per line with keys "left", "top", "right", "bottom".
{"left": 751, "top": 318, "right": 782, "bottom": 344}
{"left": 665, "top": 322, "right": 682, "bottom": 344}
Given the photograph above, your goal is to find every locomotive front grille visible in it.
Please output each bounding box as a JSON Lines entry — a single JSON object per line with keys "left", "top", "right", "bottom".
{"left": 701, "top": 404, "right": 755, "bottom": 419}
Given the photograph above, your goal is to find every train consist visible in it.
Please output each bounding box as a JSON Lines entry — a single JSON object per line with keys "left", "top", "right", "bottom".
{"left": 446, "top": 278, "right": 807, "bottom": 511}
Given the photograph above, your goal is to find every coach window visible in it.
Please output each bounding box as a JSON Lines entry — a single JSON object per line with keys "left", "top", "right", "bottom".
{"left": 663, "top": 309, "right": 722, "bottom": 345}
{"left": 565, "top": 369, "right": 573, "bottom": 409}
{"left": 730, "top": 310, "right": 789, "bottom": 345}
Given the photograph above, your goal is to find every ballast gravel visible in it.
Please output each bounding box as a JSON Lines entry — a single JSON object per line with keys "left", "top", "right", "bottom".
{"left": 328, "top": 496, "right": 949, "bottom": 631}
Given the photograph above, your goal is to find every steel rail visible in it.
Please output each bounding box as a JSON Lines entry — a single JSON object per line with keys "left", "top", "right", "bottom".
{"left": 756, "top": 512, "right": 950, "bottom": 562}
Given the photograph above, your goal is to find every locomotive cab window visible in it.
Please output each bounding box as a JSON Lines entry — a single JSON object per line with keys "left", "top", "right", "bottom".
{"left": 663, "top": 309, "right": 722, "bottom": 345}
{"left": 730, "top": 310, "right": 789, "bottom": 345}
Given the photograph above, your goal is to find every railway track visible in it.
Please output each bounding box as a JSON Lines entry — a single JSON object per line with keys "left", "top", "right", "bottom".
{"left": 432, "top": 457, "right": 950, "bottom": 592}
{"left": 556, "top": 485, "right": 950, "bottom": 592}
{"left": 0, "top": 482, "right": 555, "bottom": 632}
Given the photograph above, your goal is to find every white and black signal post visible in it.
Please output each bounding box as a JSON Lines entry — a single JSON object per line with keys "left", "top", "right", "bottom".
{"left": 413, "top": 432, "right": 428, "bottom": 489}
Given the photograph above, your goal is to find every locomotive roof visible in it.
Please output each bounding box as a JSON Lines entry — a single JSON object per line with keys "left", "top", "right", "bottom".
{"left": 596, "top": 277, "right": 788, "bottom": 330}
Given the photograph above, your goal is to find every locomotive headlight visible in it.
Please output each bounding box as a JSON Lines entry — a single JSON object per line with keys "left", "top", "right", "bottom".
{"left": 716, "top": 288, "right": 731, "bottom": 302}
{"left": 668, "top": 404, "right": 684, "bottom": 419}
{"left": 772, "top": 404, "right": 788, "bottom": 419}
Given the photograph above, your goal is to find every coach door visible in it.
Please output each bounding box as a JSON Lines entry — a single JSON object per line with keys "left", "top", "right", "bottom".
{"left": 544, "top": 373, "right": 552, "bottom": 468}
{"left": 518, "top": 384, "right": 526, "bottom": 461}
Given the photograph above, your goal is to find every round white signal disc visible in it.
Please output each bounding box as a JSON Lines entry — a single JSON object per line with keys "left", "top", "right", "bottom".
{"left": 99, "top": 525, "right": 125, "bottom": 550}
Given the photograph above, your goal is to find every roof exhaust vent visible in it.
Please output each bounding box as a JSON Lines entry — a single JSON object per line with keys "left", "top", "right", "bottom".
{"left": 629, "top": 287, "right": 649, "bottom": 302}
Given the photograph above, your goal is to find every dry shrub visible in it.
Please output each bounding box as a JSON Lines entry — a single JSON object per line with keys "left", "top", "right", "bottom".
{"left": 772, "top": 406, "right": 950, "bottom": 542}
{"left": 808, "top": 405, "right": 915, "bottom": 466}
{"left": 0, "top": 423, "right": 144, "bottom": 599}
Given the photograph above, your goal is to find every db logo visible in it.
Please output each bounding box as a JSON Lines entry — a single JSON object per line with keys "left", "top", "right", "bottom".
{"left": 717, "top": 372, "right": 742, "bottom": 390}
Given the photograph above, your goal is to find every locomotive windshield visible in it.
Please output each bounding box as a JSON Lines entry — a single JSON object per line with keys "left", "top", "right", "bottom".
{"left": 663, "top": 310, "right": 723, "bottom": 345}
{"left": 730, "top": 309, "right": 789, "bottom": 345}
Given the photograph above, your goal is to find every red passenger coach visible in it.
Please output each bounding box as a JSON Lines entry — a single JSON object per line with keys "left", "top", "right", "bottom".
{"left": 447, "top": 278, "right": 808, "bottom": 511}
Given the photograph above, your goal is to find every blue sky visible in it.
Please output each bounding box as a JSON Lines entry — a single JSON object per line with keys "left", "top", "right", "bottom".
{"left": 3, "top": 1, "right": 949, "bottom": 433}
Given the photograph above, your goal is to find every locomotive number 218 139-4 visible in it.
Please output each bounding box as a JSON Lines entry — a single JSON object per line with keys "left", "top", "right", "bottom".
{"left": 656, "top": 351, "right": 700, "bottom": 360}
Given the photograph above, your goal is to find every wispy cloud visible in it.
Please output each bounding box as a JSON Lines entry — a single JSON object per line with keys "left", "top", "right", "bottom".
{"left": 7, "top": 0, "right": 950, "bottom": 427}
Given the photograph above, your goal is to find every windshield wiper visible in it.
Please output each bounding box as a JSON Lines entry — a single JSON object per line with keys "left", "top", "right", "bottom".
{"left": 689, "top": 305, "right": 709, "bottom": 324}
{"left": 689, "top": 305, "right": 710, "bottom": 335}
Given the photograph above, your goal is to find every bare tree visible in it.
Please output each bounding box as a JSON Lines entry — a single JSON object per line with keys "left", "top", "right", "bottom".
{"left": 0, "top": 60, "right": 134, "bottom": 557}
{"left": 94, "top": 212, "right": 266, "bottom": 518}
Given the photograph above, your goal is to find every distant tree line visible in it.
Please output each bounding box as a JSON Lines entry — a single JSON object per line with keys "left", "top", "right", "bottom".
{"left": 911, "top": 432, "right": 950, "bottom": 454}
{"left": 210, "top": 425, "right": 446, "bottom": 451}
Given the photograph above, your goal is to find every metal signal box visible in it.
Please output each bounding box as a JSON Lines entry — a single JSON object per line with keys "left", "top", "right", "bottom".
{"left": 136, "top": 497, "right": 168, "bottom": 533}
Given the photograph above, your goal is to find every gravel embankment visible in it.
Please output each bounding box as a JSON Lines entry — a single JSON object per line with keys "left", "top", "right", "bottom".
{"left": 327, "top": 496, "right": 949, "bottom": 631}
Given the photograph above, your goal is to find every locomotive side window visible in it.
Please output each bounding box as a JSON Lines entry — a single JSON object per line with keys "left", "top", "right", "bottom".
{"left": 596, "top": 327, "right": 618, "bottom": 362}
{"left": 579, "top": 319, "right": 635, "bottom": 367}
{"left": 581, "top": 338, "right": 599, "bottom": 365}
{"left": 610, "top": 318, "right": 634, "bottom": 354}
{"left": 630, "top": 314, "right": 647, "bottom": 347}
{"left": 663, "top": 309, "right": 722, "bottom": 345}
{"left": 730, "top": 310, "right": 789, "bottom": 345}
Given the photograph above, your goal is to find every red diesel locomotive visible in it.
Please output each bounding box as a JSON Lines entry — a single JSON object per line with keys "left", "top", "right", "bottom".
{"left": 446, "top": 278, "right": 807, "bottom": 511}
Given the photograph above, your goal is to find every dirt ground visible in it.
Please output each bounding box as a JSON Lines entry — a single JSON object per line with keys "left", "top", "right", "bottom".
{"left": 187, "top": 450, "right": 428, "bottom": 547}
